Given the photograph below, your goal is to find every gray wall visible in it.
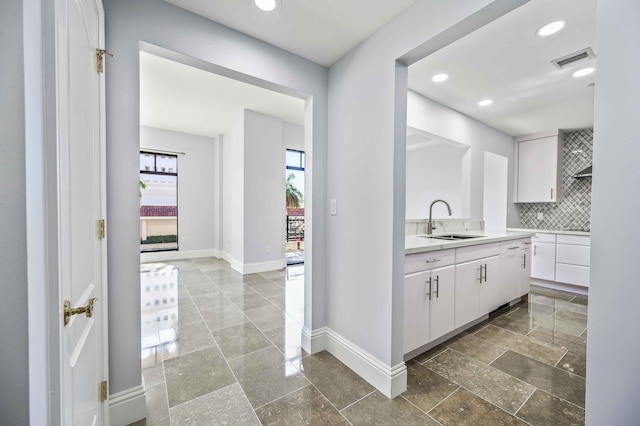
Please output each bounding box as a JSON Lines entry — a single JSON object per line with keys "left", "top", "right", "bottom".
{"left": 103, "top": 0, "right": 328, "bottom": 395}
{"left": 518, "top": 129, "right": 593, "bottom": 231}
{"left": 140, "top": 127, "right": 217, "bottom": 251}
{"left": 586, "top": 0, "right": 640, "bottom": 422}
{"left": 0, "top": 0, "right": 30, "bottom": 423}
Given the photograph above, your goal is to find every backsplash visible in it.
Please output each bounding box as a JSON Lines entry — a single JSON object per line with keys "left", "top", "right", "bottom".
{"left": 518, "top": 129, "right": 593, "bottom": 231}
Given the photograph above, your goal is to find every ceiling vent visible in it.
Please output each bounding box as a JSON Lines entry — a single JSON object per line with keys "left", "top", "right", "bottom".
{"left": 551, "top": 47, "right": 596, "bottom": 70}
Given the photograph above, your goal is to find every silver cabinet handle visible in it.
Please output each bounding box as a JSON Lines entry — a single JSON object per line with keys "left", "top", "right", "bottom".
{"left": 484, "top": 263, "right": 488, "bottom": 282}
{"left": 534, "top": 244, "right": 538, "bottom": 256}
{"left": 508, "top": 246, "right": 519, "bottom": 250}
{"left": 478, "top": 265, "right": 483, "bottom": 283}
{"left": 522, "top": 253, "right": 527, "bottom": 269}
{"left": 425, "top": 277, "right": 432, "bottom": 301}
{"left": 425, "top": 259, "right": 442, "bottom": 264}
{"left": 523, "top": 242, "right": 532, "bottom": 245}
{"left": 433, "top": 275, "right": 439, "bottom": 298}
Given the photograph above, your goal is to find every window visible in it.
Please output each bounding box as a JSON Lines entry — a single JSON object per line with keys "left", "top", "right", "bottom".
{"left": 140, "top": 151, "right": 179, "bottom": 252}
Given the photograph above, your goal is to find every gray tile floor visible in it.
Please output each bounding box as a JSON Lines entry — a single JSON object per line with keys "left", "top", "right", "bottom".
{"left": 134, "top": 258, "right": 587, "bottom": 425}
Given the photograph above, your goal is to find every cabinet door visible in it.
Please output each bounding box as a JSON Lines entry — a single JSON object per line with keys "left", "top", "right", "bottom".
{"left": 455, "top": 260, "right": 482, "bottom": 328}
{"left": 531, "top": 241, "right": 556, "bottom": 281}
{"left": 520, "top": 248, "right": 532, "bottom": 296}
{"left": 500, "top": 244, "right": 521, "bottom": 302}
{"left": 404, "top": 271, "right": 431, "bottom": 353}
{"left": 429, "top": 265, "right": 455, "bottom": 342}
{"left": 517, "top": 136, "right": 559, "bottom": 202}
{"left": 480, "top": 256, "right": 502, "bottom": 313}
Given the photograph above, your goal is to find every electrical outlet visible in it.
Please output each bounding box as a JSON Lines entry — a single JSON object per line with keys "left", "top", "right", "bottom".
{"left": 537, "top": 212, "right": 544, "bottom": 220}
{"left": 265, "top": 246, "right": 270, "bottom": 253}
{"left": 330, "top": 199, "right": 337, "bottom": 215}
{"left": 181, "top": 237, "right": 187, "bottom": 243}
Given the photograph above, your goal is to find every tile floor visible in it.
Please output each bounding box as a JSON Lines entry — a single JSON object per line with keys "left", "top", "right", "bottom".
{"left": 133, "top": 258, "right": 587, "bottom": 425}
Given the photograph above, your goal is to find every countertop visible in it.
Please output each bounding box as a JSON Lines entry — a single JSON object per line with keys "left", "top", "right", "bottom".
{"left": 405, "top": 230, "right": 535, "bottom": 255}
{"left": 507, "top": 228, "right": 591, "bottom": 236}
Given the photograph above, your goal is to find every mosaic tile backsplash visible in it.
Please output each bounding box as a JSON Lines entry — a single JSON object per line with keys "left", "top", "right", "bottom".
{"left": 518, "top": 129, "right": 593, "bottom": 231}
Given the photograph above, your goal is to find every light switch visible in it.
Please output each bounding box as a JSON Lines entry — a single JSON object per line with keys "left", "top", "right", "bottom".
{"left": 537, "top": 212, "right": 544, "bottom": 220}
{"left": 330, "top": 199, "right": 337, "bottom": 215}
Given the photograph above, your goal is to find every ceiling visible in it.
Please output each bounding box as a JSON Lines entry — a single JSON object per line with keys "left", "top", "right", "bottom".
{"left": 140, "top": 52, "right": 305, "bottom": 137}
{"left": 164, "top": 0, "right": 416, "bottom": 67}
{"left": 408, "top": 0, "right": 597, "bottom": 137}
{"left": 145, "top": 0, "right": 597, "bottom": 140}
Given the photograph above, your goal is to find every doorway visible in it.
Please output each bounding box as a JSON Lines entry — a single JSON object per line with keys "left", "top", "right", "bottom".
{"left": 285, "top": 149, "right": 305, "bottom": 265}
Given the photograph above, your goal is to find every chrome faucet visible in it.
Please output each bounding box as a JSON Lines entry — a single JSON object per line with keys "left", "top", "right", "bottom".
{"left": 427, "top": 199, "right": 452, "bottom": 235}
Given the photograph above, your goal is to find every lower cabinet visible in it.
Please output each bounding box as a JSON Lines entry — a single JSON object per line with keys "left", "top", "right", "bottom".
{"left": 403, "top": 265, "right": 454, "bottom": 353}
{"left": 454, "top": 256, "right": 500, "bottom": 328}
{"left": 531, "top": 233, "right": 557, "bottom": 281}
{"left": 520, "top": 244, "right": 532, "bottom": 296}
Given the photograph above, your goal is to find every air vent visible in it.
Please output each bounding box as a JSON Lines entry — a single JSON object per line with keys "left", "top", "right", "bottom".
{"left": 551, "top": 47, "right": 596, "bottom": 70}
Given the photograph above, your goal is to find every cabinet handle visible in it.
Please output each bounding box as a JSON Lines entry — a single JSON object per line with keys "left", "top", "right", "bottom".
{"left": 508, "top": 246, "right": 519, "bottom": 250}
{"left": 551, "top": 188, "right": 554, "bottom": 200}
{"left": 522, "top": 253, "right": 527, "bottom": 269}
{"left": 478, "top": 265, "right": 483, "bottom": 283}
{"left": 523, "top": 242, "right": 532, "bottom": 245}
{"left": 425, "top": 259, "right": 441, "bottom": 264}
{"left": 484, "top": 263, "right": 488, "bottom": 282}
{"left": 433, "top": 275, "right": 439, "bottom": 298}
{"left": 534, "top": 244, "right": 538, "bottom": 256}
{"left": 425, "top": 277, "right": 432, "bottom": 301}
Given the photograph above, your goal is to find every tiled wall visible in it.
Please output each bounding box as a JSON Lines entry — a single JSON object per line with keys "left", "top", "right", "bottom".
{"left": 518, "top": 129, "right": 593, "bottom": 231}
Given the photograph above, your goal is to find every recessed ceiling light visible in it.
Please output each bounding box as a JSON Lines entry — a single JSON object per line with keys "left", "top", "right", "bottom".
{"left": 573, "top": 67, "right": 595, "bottom": 78}
{"left": 537, "top": 21, "right": 565, "bottom": 37}
{"left": 478, "top": 99, "right": 493, "bottom": 107}
{"left": 255, "top": 0, "right": 278, "bottom": 11}
{"left": 432, "top": 73, "right": 449, "bottom": 83}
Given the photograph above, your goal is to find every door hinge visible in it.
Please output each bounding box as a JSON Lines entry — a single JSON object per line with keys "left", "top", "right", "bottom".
{"left": 98, "top": 219, "right": 106, "bottom": 239}
{"left": 100, "top": 381, "right": 108, "bottom": 401}
{"left": 96, "top": 49, "right": 114, "bottom": 73}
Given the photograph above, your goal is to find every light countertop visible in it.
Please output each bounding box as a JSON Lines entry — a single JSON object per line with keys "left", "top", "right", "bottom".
{"left": 405, "top": 230, "right": 535, "bottom": 255}
{"left": 507, "top": 228, "right": 590, "bottom": 236}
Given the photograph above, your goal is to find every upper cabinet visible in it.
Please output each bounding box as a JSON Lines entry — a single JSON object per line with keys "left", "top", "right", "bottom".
{"left": 514, "top": 131, "right": 563, "bottom": 203}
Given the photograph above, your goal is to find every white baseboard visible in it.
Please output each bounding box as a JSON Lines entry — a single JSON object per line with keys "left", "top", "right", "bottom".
{"left": 109, "top": 385, "right": 146, "bottom": 426}
{"left": 221, "top": 251, "right": 232, "bottom": 263}
{"left": 303, "top": 327, "right": 407, "bottom": 399}
{"left": 140, "top": 248, "right": 220, "bottom": 263}
{"left": 230, "top": 258, "right": 286, "bottom": 274}
{"left": 531, "top": 279, "right": 589, "bottom": 296}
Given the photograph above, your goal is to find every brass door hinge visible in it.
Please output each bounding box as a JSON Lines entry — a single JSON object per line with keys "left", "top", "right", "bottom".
{"left": 100, "top": 381, "right": 108, "bottom": 401}
{"left": 98, "top": 219, "right": 105, "bottom": 239}
{"left": 96, "top": 49, "right": 114, "bottom": 73}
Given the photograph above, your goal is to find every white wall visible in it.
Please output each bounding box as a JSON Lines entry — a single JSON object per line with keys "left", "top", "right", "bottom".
{"left": 0, "top": 0, "right": 29, "bottom": 422}
{"left": 243, "top": 110, "right": 286, "bottom": 266}
{"left": 483, "top": 152, "right": 509, "bottom": 232}
{"left": 586, "top": 0, "right": 640, "bottom": 422}
{"left": 407, "top": 90, "right": 517, "bottom": 225}
{"left": 284, "top": 121, "right": 305, "bottom": 151}
{"left": 104, "top": 0, "right": 327, "bottom": 397}
{"left": 140, "top": 126, "right": 216, "bottom": 251}
{"left": 406, "top": 143, "right": 465, "bottom": 219}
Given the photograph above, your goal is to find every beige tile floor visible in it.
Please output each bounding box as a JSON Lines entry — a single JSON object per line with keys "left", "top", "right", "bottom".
{"left": 133, "top": 258, "right": 587, "bottom": 425}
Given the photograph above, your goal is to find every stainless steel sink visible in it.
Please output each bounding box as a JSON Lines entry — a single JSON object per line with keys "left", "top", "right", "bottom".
{"left": 422, "top": 234, "right": 483, "bottom": 240}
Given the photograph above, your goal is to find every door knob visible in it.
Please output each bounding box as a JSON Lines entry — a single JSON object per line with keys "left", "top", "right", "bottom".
{"left": 64, "top": 297, "right": 98, "bottom": 326}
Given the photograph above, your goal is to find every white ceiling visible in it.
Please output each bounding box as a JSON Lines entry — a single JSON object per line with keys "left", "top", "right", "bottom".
{"left": 140, "top": 52, "right": 305, "bottom": 137}
{"left": 408, "top": 0, "right": 597, "bottom": 137}
{"left": 145, "top": 0, "right": 597, "bottom": 140}
{"left": 164, "top": 0, "right": 415, "bottom": 67}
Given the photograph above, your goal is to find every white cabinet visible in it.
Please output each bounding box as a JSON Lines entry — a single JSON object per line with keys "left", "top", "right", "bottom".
{"left": 531, "top": 233, "right": 556, "bottom": 281}
{"left": 403, "top": 265, "right": 455, "bottom": 353}
{"left": 520, "top": 243, "right": 532, "bottom": 296}
{"left": 454, "top": 243, "right": 501, "bottom": 328}
{"left": 515, "top": 131, "right": 563, "bottom": 203}
{"left": 555, "top": 234, "right": 591, "bottom": 287}
{"left": 500, "top": 240, "right": 525, "bottom": 302}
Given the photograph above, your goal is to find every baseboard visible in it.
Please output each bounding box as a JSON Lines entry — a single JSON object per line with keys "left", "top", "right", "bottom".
{"left": 221, "top": 251, "right": 232, "bottom": 263}
{"left": 230, "top": 258, "right": 286, "bottom": 274}
{"left": 109, "top": 385, "right": 146, "bottom": 426}
{"left": 301, "top": 326, "right": 328, "bottom": 355}
{"left": 307, "top": 327, "right": 407, "bottom": 399}
{"left": 531, "top": 279, "right": 589, "bottom": 296}
{"left": 140, "top": 248, "right": 220, "bottom": 263}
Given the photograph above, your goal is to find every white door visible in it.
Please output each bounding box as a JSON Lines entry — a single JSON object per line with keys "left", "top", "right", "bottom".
{"left": 429, "top": 265, "right": 455, "bottom": 342}
{"left": 531, "top": 241, "right": 556, "bottom": 281}
{"left": 404, "top": 271, "right": 431, "bottom": 353}
{"left": 56, "top": 0, "right": 108, "bottom": 424}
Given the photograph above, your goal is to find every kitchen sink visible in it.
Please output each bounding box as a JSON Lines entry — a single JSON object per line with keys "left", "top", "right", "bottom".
{"left": 422, "top": 234, "right": 483, "bottom": 240}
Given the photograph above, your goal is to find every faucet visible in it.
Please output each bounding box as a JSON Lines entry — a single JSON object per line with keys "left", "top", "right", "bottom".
{"left": 427, "top": 199, "right": 452, "bottom": 235}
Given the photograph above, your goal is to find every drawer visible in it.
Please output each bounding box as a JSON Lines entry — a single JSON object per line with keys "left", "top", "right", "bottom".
{"left": 532, "top": 233, "right": 556, "bottom": 243}
{"left": 456, "top": 242, "right": 500, "bottom": 264}
{"left": 500, "top": 238, "right": 531, "bottom": 253}
{"left": 556, "top": 263, "right": 590, "bottom": 287}
{"left": 405, "top": 249, "right": 455, "bottom": 274}
{"left": 556, "top": 244, "right": 591, "bottom": 266}
{"left": 557, "top": 234, "right": 591, "bottom": 246}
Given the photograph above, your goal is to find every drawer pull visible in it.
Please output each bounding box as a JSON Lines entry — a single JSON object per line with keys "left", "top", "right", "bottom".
{"left": 508, "top": 247, "right": 519, "bottom": 250}
{"left": 425, "top": 278, "right": 432, "bottom": 301}
{"left": 425, "top": 259, "right": 442, "bottom": 264}
{"left": 433, "top": 275, "right": 439, "bottom": 298}
{"left": 523, "top": 242, "right": 532, "bottom": 245}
